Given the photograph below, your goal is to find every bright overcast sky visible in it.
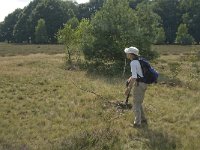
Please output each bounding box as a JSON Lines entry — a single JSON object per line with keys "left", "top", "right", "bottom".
{"left": 0, "top": 0, "right": 89, "bottom": 22}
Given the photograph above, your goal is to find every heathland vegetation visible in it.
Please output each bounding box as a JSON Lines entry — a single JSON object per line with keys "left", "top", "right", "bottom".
{"left": 0, "top": 43, "right": 200, "bottom": 149}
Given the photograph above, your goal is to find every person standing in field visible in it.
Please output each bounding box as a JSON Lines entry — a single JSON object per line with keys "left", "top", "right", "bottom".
{"left": 124, "top": 46, "right": 147, "bottom": 128}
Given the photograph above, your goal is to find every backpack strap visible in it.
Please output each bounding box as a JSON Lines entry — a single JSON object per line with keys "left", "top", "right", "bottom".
{"left": 131, "top": 57, "right": 144, "bottom": 83}
{"left": 136, "top": 58, "right": 144, "bottom": 83}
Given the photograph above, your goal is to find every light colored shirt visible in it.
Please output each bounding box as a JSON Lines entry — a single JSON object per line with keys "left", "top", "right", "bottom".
{"left": 130, "top": 60, "right": 143, "bottom": 79}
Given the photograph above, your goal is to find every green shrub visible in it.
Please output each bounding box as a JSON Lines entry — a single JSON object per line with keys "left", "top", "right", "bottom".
{"left": 175, "top": 24, "right": 195, "bottom": 45}
{"left": 81, "top": 0, "right": 158, "bottom": 62}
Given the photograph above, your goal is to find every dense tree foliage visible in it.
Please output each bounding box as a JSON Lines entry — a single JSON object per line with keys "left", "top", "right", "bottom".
{"left": 128, "top": 0, "right": 144, "bottom": 9}
{"left": 153, "top": 0, "right": 181, "bottom": 44}
{"left": 78, "top": 0, "right": 105, "bottom": 19}
{"left": 1, "top": 9, "right": 22, "bottom": 43}
{"left": 0, "top": 0, "right": 199, "bottom": 45}
{"left": 13, "top": 0, "right": 41, "bottom": 43}
{"left": 135, "top": 1, "right": 162, "bottom": 53}
{"left": 2, "top": 0, "right": 77, "bottom": 43}
{"left": 0, "top": 23, "right": 3, "bottom": 42}
{"left": 180, "top": 0, "right": 200, "bottom": 43}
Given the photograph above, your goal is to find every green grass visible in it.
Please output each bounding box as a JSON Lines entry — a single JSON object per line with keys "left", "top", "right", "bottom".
{"left": 0, "top": 44, "right": 200, "bottom": 150}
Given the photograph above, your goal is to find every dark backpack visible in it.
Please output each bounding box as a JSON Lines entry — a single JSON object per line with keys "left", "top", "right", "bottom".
{"left": 137, "top": 57, "right": 158, "bottom": 84}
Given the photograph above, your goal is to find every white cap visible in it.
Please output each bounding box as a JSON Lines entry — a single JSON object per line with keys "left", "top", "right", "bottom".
{"left": 124, "top": 46, "right": 139, "bottom": 56}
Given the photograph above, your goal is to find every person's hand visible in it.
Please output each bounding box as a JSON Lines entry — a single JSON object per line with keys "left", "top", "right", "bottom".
{"left": 128, "top": 77, "right": 132, "bottom": 82}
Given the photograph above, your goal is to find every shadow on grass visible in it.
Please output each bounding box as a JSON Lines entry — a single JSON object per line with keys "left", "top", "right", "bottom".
{"left": 76, "top": 60, "right": 130, "bottom": 78}
{"left": 157, "top": 73, "right": 183, "bottom": 87}
{"left": 139, "top": 126, "right": 178, "bottom": 150}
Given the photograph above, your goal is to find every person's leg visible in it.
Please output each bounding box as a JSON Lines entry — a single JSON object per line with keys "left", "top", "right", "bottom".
{"left": 141, "top": 105, "right": 146, "bottom": 121}
{"left": 133, "top": 101, "right": 141, "bottom": 125}
{"left": 133, "top": 82, "right": 147, "bottom": 125}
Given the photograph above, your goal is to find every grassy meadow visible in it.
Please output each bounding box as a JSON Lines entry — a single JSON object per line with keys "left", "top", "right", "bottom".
{"left": 0, "top": 43, "right": 65, "bottom": 57}
{"left": 0, "top": 43, "right": 200, "bottom": 150}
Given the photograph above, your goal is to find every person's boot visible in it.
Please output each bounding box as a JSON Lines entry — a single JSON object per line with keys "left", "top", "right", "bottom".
{"left": 141, "top": 119, "right": 148, "bottom": 125}
{"left": 133, "top": 123, "right": 141, "bottom": 128}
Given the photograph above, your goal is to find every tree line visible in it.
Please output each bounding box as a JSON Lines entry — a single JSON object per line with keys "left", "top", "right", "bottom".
{"left": 0, "top": 0, "right": 199, "bottom": 45}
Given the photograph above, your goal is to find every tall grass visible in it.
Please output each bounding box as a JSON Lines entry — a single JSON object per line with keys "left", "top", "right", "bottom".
{"left": 0, "top": 44, "right": 200, "bottom": 149}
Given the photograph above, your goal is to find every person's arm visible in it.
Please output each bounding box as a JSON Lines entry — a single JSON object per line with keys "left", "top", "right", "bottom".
{"left": 125, "top": 61, "right": 138, "bottom": 95}
{"left": 125, "top": 77, "right": 136, "bottom": 96}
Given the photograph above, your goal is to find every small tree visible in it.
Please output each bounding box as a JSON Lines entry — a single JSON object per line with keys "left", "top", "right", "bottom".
{"left": 57, "top": 24, "right": 74, "bottom": 64}
{"left": 175, "top": 23, "right": 194, "bottom": 45}
{"left": 57, "top": 23, "right": 78, "bottom": 65}
{"left": 35, "top": 19, "right": 48, "bottom": 44}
